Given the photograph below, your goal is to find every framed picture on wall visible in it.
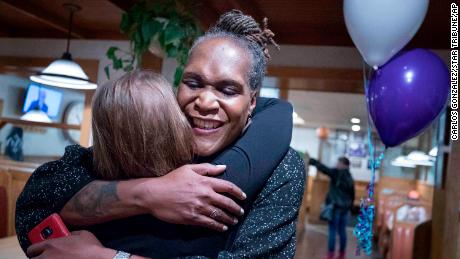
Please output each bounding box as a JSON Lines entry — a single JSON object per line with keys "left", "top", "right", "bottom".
{"left": 350, "top": 158, "right": 362, "bottom": 168}
{"left": 347, "top": 141, "right": 367, "bottom": 157}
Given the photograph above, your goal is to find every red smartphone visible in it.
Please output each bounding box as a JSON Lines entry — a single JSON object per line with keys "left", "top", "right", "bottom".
{"left": 28, "top": 213, "right": 70, "bottom": 244}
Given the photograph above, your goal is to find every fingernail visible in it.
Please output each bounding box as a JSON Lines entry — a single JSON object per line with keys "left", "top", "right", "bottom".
{"left": 216, "top": 165, "right": 226, "bottom": 169}
{"left": 242, "top": 192, "right": 247, "bottom": 199}
{"left": 223, "top": 225, "right": 228, "bottom": 231}
{"left": 233, "top": 218, "right": 238, "bottom": 225}
{"left": 240, "top": 208, "right": 244, "bottom": 215}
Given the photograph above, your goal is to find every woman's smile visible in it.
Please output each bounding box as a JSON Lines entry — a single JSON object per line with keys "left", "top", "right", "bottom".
{"left": 190, "top": 117, "right": 225, "bottom": 136}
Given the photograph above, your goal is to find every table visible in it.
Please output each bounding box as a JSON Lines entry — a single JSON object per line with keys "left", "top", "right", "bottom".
{"left": 0, "top": 236, "right": 26, "bottom": 259}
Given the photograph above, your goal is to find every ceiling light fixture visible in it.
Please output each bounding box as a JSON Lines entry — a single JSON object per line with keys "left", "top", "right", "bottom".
{"left": 407, "top": 151, "right": 431, "bottom": 161}
{"left": 30, "top": 4, "right": 96, "bottom": 90}
{"left": 351, "top": 125, "right": 361, "bottom": 131}
{"left": 428, "top": 147, "right": 438, "bottom": 157}
{"left": 350, "top": 117, "right": 361, "bottom": 124}
{"left": 293, "top": 111, "right": 306, "bottom": 125}
{"left": 391, "top": 152, "right": 435, "bottom": 168}
{"left": 20, "top": 110, "right": 52, "bottom": 123}
{"left": 391, "top": 156, "right": 416, "bottom": 168}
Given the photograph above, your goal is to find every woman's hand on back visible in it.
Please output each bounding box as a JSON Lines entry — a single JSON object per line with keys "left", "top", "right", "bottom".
{"left": 133, "top": 163, "right": 246, "bottom": 232}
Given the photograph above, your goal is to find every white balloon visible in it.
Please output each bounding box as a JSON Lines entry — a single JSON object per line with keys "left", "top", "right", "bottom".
{"left": 344, "top": 0, "right": 429, "bottom": 68}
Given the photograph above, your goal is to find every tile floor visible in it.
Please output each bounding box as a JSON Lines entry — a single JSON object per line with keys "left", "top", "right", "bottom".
{"left": 294, "top": 220, "right": 381, "bottom": 259}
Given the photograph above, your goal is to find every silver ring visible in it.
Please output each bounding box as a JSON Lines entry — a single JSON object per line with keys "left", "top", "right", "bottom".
{"left": 210, "top": 209, "right": 220, "bottom": 219}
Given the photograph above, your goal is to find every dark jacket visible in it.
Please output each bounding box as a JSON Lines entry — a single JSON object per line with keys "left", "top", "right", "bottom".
{"left": 310, "top": 159, "right": 355, "bottom": 210}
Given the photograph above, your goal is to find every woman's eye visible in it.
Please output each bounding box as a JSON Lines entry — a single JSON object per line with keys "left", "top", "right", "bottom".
{"left": 222, "top": 87, "right": 238, "bottom": 96}
{"left": 183, "top": 80, "right": 201, "bottom": 89}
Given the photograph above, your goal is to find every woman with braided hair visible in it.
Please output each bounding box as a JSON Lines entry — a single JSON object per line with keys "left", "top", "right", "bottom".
{"left": 17, "top": 10, "right": 305, "bottom": 259}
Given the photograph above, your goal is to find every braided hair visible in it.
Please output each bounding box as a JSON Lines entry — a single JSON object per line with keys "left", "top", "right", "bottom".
{"left": 190, "top": 10, "right": 279, "bottom": 91}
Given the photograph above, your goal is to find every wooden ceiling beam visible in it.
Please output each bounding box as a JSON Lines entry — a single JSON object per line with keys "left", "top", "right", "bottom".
{"left": 267, "top": 66, "right": 363, "bottom": 81}
{"left": 227, "top": 0, "right": 265, "bottom": 22}
{"left": 0, "top": 29, "right": 10, "bottom": 37}
{"left": 1, "top": 0, "right": 87, "bottom": 39}
{"left": 195, "top": 0, "right": 275, "bottom": 36}
{"left": 83, "top": 31, "right": 126, "bottom": 40}
{"left": 286, "top": 78, "right": 364, "bottom": 94}
{"left": 106, "top": 0, "right": 136, "bottom": 12}
{"left": 266, "top": 66, "right": 364, "bottom": 94}
{"left": 189, "top": 0, "right": 220, "bottom": 30}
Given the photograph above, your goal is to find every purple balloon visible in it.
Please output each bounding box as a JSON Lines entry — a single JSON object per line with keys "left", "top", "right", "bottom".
{"left": 367, "top": 49, "right": 450, "bottom": 147}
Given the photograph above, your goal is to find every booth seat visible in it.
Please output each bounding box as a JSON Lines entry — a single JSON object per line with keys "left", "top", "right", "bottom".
{"left": 0, "top": 160, "right": 36, "bottom": 236}
{"left": 388, "top": 220, "right": 431, "bottom": 259}
{"left": 378, "top": 200, "right": 431, "bottom": 259}
{"left": 377, "top": 195, "right": 406, "bottom": 256}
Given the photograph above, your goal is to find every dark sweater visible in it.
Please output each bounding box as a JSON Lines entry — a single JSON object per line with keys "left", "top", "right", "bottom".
{"left": 75, "top": 148, "right": 305, "bottom": 258}
{"left": 16, "top": 98, "right": 304, "bottom": 258}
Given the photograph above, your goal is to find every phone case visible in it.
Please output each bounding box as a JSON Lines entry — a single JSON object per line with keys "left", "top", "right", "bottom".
{"left": 28, "top": 213, "right": 70, "bottom": 244}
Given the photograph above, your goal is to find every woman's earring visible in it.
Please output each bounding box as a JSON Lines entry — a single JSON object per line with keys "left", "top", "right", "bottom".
{"left": 243, "top": 113, "right": 253, "bottom": 132}
{"left": 247, "top": 113, "right": 253, "bottom": 124}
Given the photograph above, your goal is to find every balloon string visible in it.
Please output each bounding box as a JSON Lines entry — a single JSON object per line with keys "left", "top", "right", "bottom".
{"left": 353, "top": 62, "right": 384, "bottom": 256}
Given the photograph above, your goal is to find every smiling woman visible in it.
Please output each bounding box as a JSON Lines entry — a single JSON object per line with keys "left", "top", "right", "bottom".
{"left": 178, "top": 38, "right": 255, "bottom": 156}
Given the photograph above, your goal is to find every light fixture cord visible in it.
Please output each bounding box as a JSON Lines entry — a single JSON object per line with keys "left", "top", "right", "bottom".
{"left": 66, "top": 9, "right": 74, "bottom": 54}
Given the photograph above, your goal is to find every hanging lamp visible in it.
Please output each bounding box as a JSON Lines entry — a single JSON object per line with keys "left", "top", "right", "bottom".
{"left": 30, "top": 3, "right": 96, "bottom": 90}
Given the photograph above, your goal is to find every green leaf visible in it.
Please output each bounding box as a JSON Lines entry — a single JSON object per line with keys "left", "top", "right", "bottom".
{"left": 173, "top": 65, "right": 184, "bottom": 87}
{"left": 120, "top": 13, "right": 132, "bottom": 33}
{"left": 164, "top": 23, "right": 184, "bottom": 44}
{"left": 104, "top": 66, "right": 110, "bottom": 79}
{"left": 133, "top": 31, "right": 144, "bottom": 52}
{"left": 106, "top": 46, "right": 119, "bottom": 59}
{"left": 113, "top": 58, "right": 123, "bottom": 70}
{"left": 157, "top": 31, "right": 166, "bottom": 48}
{"left": 130, "top": 3, "right": 146, "bottom": 23}
{"left": 141, "top": 20, "right": 162, "bottom": 44}
{"left": 165, "top": 44, "right": 178, "bottom": 57}
{"left": 177, "top": 51, "right": 188, "bottom": 65}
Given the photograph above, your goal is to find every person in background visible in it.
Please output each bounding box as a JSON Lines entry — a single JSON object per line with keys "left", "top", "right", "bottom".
{"left": 309, "top": 157, "right": 355, "bottom": 259}
{"left": 27, "top": 88, "right": 48, "bottom": 113}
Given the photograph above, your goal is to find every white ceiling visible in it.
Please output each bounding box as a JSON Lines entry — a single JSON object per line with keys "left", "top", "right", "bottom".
{"left": 287, "top": 90, "right": 368, "bottom": 131}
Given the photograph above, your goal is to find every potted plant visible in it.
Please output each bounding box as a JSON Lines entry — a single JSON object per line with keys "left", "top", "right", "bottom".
{"left": 105, "top": 0, "right": 202, "bottom": 86}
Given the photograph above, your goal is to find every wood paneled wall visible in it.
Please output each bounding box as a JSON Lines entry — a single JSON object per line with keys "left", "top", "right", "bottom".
{"left": 307, "top": 175, "right": 435, "bottom": 222}
{"left": 457, "top": 221, "right": 460, "bottom": 259}
{"left": 416, "top": 180, "right": 435, "bottom": 204}
{"left": 377, "top": 176, "right": 416, "bottom": 195}
{"left": 0, "top": 161, "right": 35, "bottom": 237}
{"left": 376, "top": 176, "right": 434, "bottom": 205}
{"left": 308, "top": 176, "right": 329, "bottom": 222}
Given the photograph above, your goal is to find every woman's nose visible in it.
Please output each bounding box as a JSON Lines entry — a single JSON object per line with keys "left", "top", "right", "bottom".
{"left": 195, "top": 90, "right": 219, "bottom": 115}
